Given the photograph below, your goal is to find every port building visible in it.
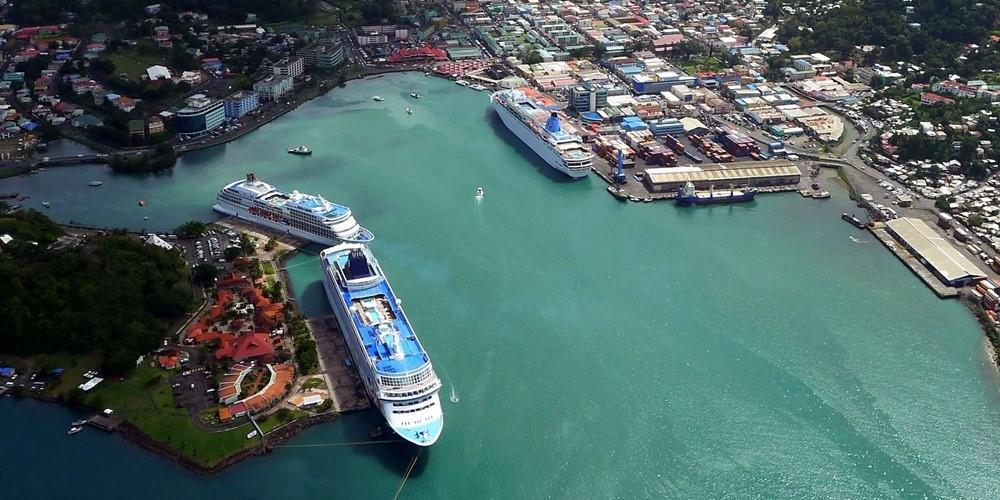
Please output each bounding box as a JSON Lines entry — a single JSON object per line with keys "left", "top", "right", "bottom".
{"left": 176, "top": 94, "right": 225, "bottom": 140}
{"left": 642, "top": 160, "right": 802, "bottom": 192}
{"left": 884, "top": 217, "right": 987, "bottom": 286}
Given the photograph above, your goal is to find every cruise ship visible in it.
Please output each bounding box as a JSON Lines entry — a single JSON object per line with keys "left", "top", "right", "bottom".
{"left": 214, "top": 173, "right": 374, "bottom": 245}
{"left": 491, "top": 89, "right": 594, "bottom": 178}
{"left": 320, "top": 244, "right": 443, "bottom": 446}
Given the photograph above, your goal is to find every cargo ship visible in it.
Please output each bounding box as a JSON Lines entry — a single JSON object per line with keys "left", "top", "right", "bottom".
{"left": 491, "top": 89, "right": 594, "bottom": 178}
{"left": 320, "top": 243, "right": 443, "bottom": 446}
{"left": 675, "top": 182, "right": 756, "bottom": 206}
{"left": 214, "top": 173, "right": 374, "bottom": 246}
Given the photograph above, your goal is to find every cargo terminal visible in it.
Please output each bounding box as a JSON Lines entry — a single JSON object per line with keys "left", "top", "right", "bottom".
{"left": 641, "top": 159, "right": 802, "bottom": 193}
{"left": 884, "top": 217, "right": 987, "bottom": 287}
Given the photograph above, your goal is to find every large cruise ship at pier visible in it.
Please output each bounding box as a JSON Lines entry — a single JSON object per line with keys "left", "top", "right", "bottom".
{"left": 320, "top": 244, "right": 443, "bottom": 446}
{"left": 491, "top": 89, "right": 594, "bottom": 178}
{"left": 213, "top": 173, "right": 374, "bottom": 246}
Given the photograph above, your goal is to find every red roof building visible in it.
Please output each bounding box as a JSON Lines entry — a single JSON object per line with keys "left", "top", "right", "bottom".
{"left": 386, "top": 46, "right": 448, "bottom": 63}
{"left": 216, "top": 332, "right": 274, "bottom": 362}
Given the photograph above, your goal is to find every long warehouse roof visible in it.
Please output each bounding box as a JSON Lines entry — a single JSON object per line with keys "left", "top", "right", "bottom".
{"left": 886, "top": 217, "right": 986, "bottom": 283}
{"left": 645, "top": 163, "right": 802, "bottom": 185}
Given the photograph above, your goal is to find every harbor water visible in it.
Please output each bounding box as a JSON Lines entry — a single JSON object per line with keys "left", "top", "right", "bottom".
{"left": 2, "top": 72, "right": 999, "bottom": 498}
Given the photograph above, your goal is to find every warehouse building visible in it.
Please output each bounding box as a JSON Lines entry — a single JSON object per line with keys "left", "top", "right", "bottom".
{"left": 885, "top": 217, "right": 987, "bottom": 286}
{"left": 642, "top": 160, "right": 802, "bottom": 192}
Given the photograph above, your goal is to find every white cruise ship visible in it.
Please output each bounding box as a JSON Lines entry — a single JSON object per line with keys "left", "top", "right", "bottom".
{"left": 213, "top": 173, "right": 374, "bottom": 246}
{"left": 491, "top": 89, "right": 594, "bottom": 178}
{"left": 320, "top": 243, "right": 443, "bottom": 446}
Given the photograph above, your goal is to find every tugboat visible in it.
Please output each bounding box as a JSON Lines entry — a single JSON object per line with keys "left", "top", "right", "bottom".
{"left": 842, "top": 213, "right": 867, "bottom": 229}
{"left": 372, "top": 96, "right": 384, "bottom": 102}
{"left": 287, "top": 146, "right": 312, "bottom": 155}
{"left": 675, "top": 182, "right": 756, "bottom": 207}
{"left": 88, "top": 180, "right": 103, "bottom": 187}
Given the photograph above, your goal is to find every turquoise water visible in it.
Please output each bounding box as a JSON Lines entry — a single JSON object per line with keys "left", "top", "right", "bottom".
{"left": 2, "top": 72, "right": 999, "bottom": 498}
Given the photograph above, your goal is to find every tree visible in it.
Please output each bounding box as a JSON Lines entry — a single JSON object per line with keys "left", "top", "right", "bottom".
{"left": 232, "top": 75, "right": 253, "bottom": 91}
{"left": 174, "top": 220, "right": 207, "bottom": 238}
{"left": 275, "top": 408, "right": 293, "bottom": 422}
{"left": 240, "top": 234, "right": 256, "bottom": 255}
{"left": 88, "top": 58, "right": 116, "bottom": 78}
{"left": 192, "top": 264, "right": 219, "bottom": 286}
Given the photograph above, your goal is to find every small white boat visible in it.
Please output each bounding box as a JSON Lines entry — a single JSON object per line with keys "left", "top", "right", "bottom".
{"left": 406, "top": 108, "right": 413, "bottom": 115}
{"left": 71, "top": 419, "right": 87, "bottom": 426}
{"left": 409, "top": 92, "right": 420, "bottom": 99}
{"left": 455, "top": 80, "right": 469, "bottom": 86}
{"left": 372, "top": 96, "right": 384, "bottom": 102}
{"left": 287, "top": 146, "right": 312, "bottom": 155}
{"left": 88, "top": 180, "right": 103, "bottom": 187}
{"left": 67, "top": 426, "right": 83, "bottom": 435}
{"left": 42, "top": 201, "right": 51, "bottom": 207}
{"left": 475, "top": 187, "right": 484, "bottom": 197}
{"left": 469, "top": 84, "right": 487, "bottom": 92}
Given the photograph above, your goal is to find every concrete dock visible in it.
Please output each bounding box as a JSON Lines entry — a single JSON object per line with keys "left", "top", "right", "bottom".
{"left": 870, "top": 226, "right": 960, "bottom": 298}
{"left": 308, "top": 315, "right": 370, "bottom": 412}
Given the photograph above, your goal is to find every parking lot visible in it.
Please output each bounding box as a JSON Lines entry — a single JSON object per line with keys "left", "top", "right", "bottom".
{"left": 175, "top": 226, "right": 241, "bottom": 267}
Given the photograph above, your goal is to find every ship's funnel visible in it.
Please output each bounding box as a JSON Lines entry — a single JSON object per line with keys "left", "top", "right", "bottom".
{"left": 545, "top": 112, "right": 561, "bottom": 133}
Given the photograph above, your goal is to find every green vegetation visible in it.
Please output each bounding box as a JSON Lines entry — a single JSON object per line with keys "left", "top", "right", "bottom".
{"left": 257, "top": 407, "right": 308, "bottom": 433}
{"left": 193, "top": 264, "right": 220, "bottom": 286}
{"left": 288, "top": 315, "right": 319, "bottom": 373}
{"left": 261, "top": 261, "right": 276, "bottom": 275}
{"left": 301, "top": 377, "right": 325, "bottom": 390}
{"left": 174, "top": 219, "right": 208, "bottom": 238}
{"left": 0, "top": 211, "right": 192, "bottom": 374}
{"left": 79, "top": 365, "right": 258, "bottom": 466}
{"left": 776, "top": 0, "right": 1000, "bottom": 78}
{"left": 105, "top": 48, "right": 171, "bottom": 80}
{"left": 679, "top": 56, "right": 727, "bottom": 75}
{"left": 109, "top": 143, "right": 178, "bottom": 173}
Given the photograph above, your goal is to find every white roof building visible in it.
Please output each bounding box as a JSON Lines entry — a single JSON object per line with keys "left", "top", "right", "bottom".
{"left": 142, "top": 233, "right": 174, "bottom": 251}
{"left": 146, "top": 65, "right": 171, "bottom": 80}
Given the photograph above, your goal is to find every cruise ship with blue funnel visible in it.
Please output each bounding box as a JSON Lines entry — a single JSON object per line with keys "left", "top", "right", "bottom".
{"left": 214, "top": 173, "right": 374, "bottom": 246}
{"left": 320, "top": 243, "right": 443, "bottom": 446}
{"left": 491, "top": 89, "right": 594, "bottom": 178}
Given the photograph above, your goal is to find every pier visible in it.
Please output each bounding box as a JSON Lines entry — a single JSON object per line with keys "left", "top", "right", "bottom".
{"left": 308, "top": 315, "right": 370, "bottom": 412}
{"left": 870, "top": 225, "right": 960, "bottom": 298}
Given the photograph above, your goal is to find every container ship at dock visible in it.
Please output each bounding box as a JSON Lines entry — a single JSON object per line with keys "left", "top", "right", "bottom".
{"left": 320, "top": 243, "right": 443, "bottom": 446}
{"left": 213, "top": 173, "right": 374, "bottom": 246}
{"left": 491, "top": 89, "right": 594, "bottom": 178}
{"left": 675, "top": 181, "right": 756, "bottom": 206}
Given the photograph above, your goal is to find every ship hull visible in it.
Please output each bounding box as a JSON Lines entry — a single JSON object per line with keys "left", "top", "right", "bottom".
{"left": 213, "top": 202, "right": 370, "bottom": 246}
{"left": 675, "top": 192, "right": 756, "bottom": 207}
{"left": 492, "top": 99, "right": 589, "bottom": 179}
{"left": 320, "top": 261, "right": 443, "bottom": 446}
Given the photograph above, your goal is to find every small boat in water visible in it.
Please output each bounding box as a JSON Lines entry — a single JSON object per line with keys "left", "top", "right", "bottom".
{"left": 410, "top": 92, "right": 421, "bottom": 99}
{"left": 812, "top": 191, "right": 831, "bottom": 199}
{"left": 406, "top": 108, "right": 413, "bottom": 115}
{"left": 372, "top": 96, "right": 384, "bottom": 102}
{"left": 67, "top": 426, "right": 83, "bottom": 435}
{"left": 287, "top": 146, "right": 312, "bottom": 155}
{"left": 475, "top": 187, "right": 484, "bottom": 198}
{"left": 469, "top": 84, "right": 487, "bottom": 92}
{"left": 88, "top": 180, "right": 103, "bottom": 187}
{"left": 71, "top": 419, "right": 87, "bottom": 427}
{"left": 42, "top": 201, "right": 51, "bottom": 207}
{"left": 842, "top": 213, "right": 867, "bottom": 229}
{"left": 606, "top": 186, "right": 627, "bottom": 201}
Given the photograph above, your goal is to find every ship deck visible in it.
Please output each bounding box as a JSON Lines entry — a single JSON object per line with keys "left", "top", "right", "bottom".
{"left": 324, "top": 252, "right": 430, "bottom": 375}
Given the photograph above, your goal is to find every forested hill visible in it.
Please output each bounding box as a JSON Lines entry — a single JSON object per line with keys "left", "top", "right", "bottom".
{"left": 776, "top": 0, "right": 999, "bottom": 70}
{"left": 0, "top": 211, "right": 192, "bottom": 373}
{"left": 13, "top": 0, "right": 317, "bottom": 24}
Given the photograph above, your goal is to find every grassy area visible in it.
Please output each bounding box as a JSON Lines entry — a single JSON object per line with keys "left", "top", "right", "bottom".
{"left": 84, "top": 365, "right": 258, "bottom": 467}
{"left": 301, "top": 377, "right": 325, "bottom": 390}
{"left": 106, "top": 48, "right": 171, "bottom": 80}
{"left": 261, "top": 261, "right": 276, "bottom": 275}
{"left": 257, "top": 408, "right": 309, "bottom": 433}
{"left": 679, "top": 56, "right": 726, "bottom": 75}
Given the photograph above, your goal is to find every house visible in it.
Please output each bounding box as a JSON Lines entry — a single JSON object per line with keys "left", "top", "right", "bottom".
{"left": 146, "top": 65, "right": 171, "bottom": 81}
{"left": 920, "top": 92, "right": 955, "bottom": 107}
{"left": 147, "top": 115, "right": 164, "bottom": 134}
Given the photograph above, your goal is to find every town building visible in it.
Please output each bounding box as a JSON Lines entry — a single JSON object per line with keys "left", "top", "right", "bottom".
{"left": 884, "top": 217, "right": 986, "bottom": 286}
{"left": 355, "top": 24, "right": 410, "bottom": 46}
{"left": 176, "top": 93, "right": 225, "bottom": 139}
{"left": 571, "top": 83, "right": 609, "bottom": 112}
{"left": 224, "top": 91, "right": 259, "bottom": 119}
{"left": 297, "top": 40, "right": 345, "bottom": 69}
{"left": 253, "top": 76, "right": 293, "bottom": 102}
{"left": 272, "top": 57, "right": 304, "bottom": 78}
{"left": 642, "top": 160, "right": 802, "bottom": 192}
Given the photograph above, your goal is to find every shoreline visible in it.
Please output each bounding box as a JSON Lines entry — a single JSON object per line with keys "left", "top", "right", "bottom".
{"left": 833, "top": 164, "right": 1000, "bottom": 369}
